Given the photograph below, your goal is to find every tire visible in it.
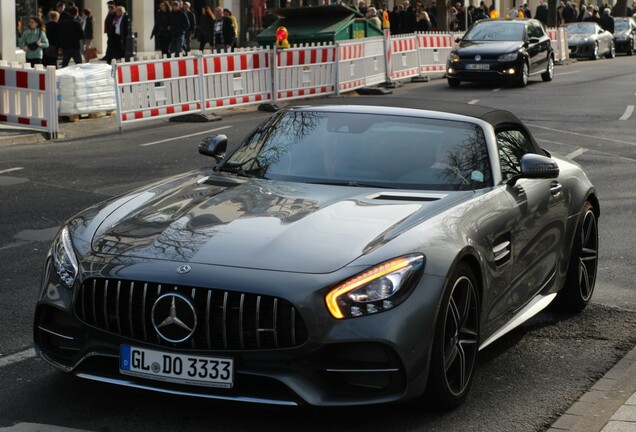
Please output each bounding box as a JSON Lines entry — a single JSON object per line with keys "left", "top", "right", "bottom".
{"left": 517, "top": 61, "right": 529, "bottom": 87}
{"left": 426, "top": 262, "right": 480, "bottom": 409}
{"left": 555, "top": 202, "right": 598, "bottom": 312}
{"left": 627, "top": 40, "right": 634, "bottom": 56}
{"left": 605, "top": 41, "right": 616, "bottom": 59}
{"left": 591, "top": 42, "right": 599, "bottom": 60}
{"left": 541, "top": 55, "right": 554, "bottom": 82}
{"left": 448, "top": 78, "right": 461, "bottom": 87}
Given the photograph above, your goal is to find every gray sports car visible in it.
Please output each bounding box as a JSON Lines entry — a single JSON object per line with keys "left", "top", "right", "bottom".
{"left": 34, "top": 100, "right": 599, "bottom": 408}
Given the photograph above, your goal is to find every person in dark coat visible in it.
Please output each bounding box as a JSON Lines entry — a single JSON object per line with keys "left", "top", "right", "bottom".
{"left": 212, "top": 6, "right": 234, "bottom": 52}
{"left": 169, "top": 1, "right": 190, "bottom": 56}
{"left": 58, "top": 6, "right": 84, "bottom": 67}
{"left": 100, "top": 1, "right": 117, "bottom": 62}
{"left": 198, "top": 6, "right": 215, "bottom": 50}
{"left": 44, "top": 11, "right": 60, "bottom": 67}
{"left": 107, "top": 6, "right": 129, "bottom": 61}
{"left": 599, "top": 8, "right": 615, "bottom": 33}
{"left": 151, "top": 1, "right": 171, "bottom": 57}
{"left": 56, "top": 1, "right": 73, "bottom": 22}
{"left": 183, "top": 2, "right": 196, "bottom": 55}
{"left": 535, "top": 0, "right": 549, "bottom": 25}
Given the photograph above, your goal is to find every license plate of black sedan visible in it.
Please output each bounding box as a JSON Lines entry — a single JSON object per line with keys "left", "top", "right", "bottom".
{"left": 466, "top": 63, "right": 490, "bottom": 70}
{"left": 119, "top": 345, "right": 234, "bottom": 388}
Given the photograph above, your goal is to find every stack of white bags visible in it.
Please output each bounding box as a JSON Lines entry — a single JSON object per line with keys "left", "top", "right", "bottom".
{"left": 56, "top": 63, "right": 116, "bottom": 115}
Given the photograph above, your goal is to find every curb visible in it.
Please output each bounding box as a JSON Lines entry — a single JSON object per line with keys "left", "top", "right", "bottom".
{"left": 548, "top": 345, "right": 636, "bottom": 432}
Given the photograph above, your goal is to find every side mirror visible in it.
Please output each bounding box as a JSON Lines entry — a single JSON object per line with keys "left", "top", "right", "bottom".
{"left": 507, "top": 153, "right": 559, "bottom": 186}
{"left": 455, "top": 36, "right": 462, "bottom": 43}
{"left": 198, "top": 134, "right": 227, "bottom": 163}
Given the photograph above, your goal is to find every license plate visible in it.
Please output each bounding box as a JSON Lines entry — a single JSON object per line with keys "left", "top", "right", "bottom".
{"left": 120, "top": 345, "right": 233, "bottom": 388}
{"left": 466, "top": 63, "right": 490, "bottom": 70}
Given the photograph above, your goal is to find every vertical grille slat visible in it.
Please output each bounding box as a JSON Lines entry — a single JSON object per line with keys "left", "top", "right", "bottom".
{"left": 75, "top": 278, "right": 308, "bottom": 351}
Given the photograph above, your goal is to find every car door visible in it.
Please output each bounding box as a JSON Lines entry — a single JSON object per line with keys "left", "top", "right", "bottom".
{"left": 527, "top": 21, "right": 549, "bottom": 73}
{"left": 495, "top": 127, "right": 568, "bottom": 316}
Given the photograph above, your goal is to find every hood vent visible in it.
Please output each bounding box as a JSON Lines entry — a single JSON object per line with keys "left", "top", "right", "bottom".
{"left": 369, "top": 192, "right": 446, "bottom": 202}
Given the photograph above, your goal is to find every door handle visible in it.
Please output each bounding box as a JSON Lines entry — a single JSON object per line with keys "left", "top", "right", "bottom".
{"left": 550, "top": 181, "right": 563, "bottom": 198}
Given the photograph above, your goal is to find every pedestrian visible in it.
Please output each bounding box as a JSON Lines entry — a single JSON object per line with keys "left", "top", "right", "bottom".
{"left": 599, "top": 8, "right": 615, "bottom": 32}
{"left": 107, "top": 6, "right": 129, "bottom": 61}
{"left": 58, "top": 6, "right": 84, "bottom": 67}
{"left": 151, "top": 1, "right": 171, "bottom": 57}
{"left": 183, "top": 2, "right": 196, "bottom": 55}
{"left": 366, "top": 6, "right": 382, "bottom": 28}
{"left": 535, "top": 0, "right": 549, "bottom": 25}
{"left": 169, "top": 1, "right": 190, "bottom": 57}
{"left": 80, "top": 9, "right": 94, "bottom": 53}
{"left": 56, "top": 1, "right": 73, "bottom": 22}
{"left": 223, "top": 8, "right": 239, "bottom": 50}
{"left": 44, "top": 11, "right": 60, "bottom": 67}
{"left": 18, "top": 16, "right": 50, "bottom": 68}
{"left": 198, "top": 6, "right": 215, "bottom": 51}
{"left": 212, "top": 6, "right": 234, "bottom": 52}
{"left": 100, "top": 1, "right": 117, "bottom": 62}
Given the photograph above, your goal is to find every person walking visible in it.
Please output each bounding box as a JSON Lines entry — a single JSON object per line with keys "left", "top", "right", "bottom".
{"left": 107, "top": 6, "right": 129, "bottom": 61}
{"left": 599, "top": 8, "right": 615, "bottom": 32}
{"left": 212, "top": 6, "right": 234, "bottom": 52}
{"left": 183, "top": 2, "right": 196, "bottom": 55}
{"left": 80, "top": 9, "right": 94, "bottom": 57}
{"left": 198, "top": 6, "right": 215, "bottom": 50}
{"left": 223, "top": 8, "right": 239, "bottom": 50}
{"left": 151, "top": 1, "right": 172, "bottom": 57}
{"left": 169, "top": 1, "right": 190, "bottom": 57}
{"left": 44, "top": 11, "right": 60, "bottom": 67}
{"left": 58, "top": 6, "right": 84, "bottom": 67}
{"left": 18, "top": 16, "right": 49, "bottom": 68}
{"left": 100, "top": 1, "right": 117, "bottom": 62}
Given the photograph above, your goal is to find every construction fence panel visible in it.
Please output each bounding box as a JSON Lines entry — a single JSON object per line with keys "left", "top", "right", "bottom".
{"left": 274, "top": 43, "right": 337, "bottom": 103}
{"left": 548, "top": 27, "right": 569, "bottom": 63}
{"left": 416, "top": 33, "right": 457, "bottom": 76}
{"left": 363, "top": 36, "right": 389, "bottom": 87}
{"left": 201, "top": 47, "right": 273, "bottom": 110}
{"left": 0, "top": 61, "right": 58, "bottom": 138}
{"left": 336, "top": 40, "right": 367, "bottom": 94}
{"left": 113, "top": 56, "right": 201, "bottom": 128}
{"left": 390, "top": 34, "right": 421, "bottom": 81}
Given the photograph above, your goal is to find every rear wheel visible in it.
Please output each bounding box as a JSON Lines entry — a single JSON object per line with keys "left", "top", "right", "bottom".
{"left": 555, "top": 202, "right": 598, "bottom": 312}
{"left": 448, "top": 78, "right": 461, "bottom": 87}
{"left": 426, "top": 263, "right": 480, "bottom": 409}
{"left": 541, "top": 55, "right": 554, "bottom": 81}
{"left": 627, "top": 39, "right": 634, "bottom": 56}
{"left": 591, "top": 42, "right": 600, "bottom": 60}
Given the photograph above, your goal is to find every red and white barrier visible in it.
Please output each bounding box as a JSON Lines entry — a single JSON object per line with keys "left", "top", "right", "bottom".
{"left": 0, "top": 61, "right": 59, "bottom": 138}
{"left": 390, "top": 34, "right": 421, "bottom": 81}
{"left": 201, "top": 47, "right": 272, "bottom": 110}
{"left": 113, "top": 56, "right": 202, "bottom": 129}
{"left": 336, "top": 35, "right": 389, "bottom": 93}
{"left": 416, "top": 33, "right": 457, "bottom": 75}
{"left": 274, "top": 43, "right": 337, "bottom": 103}
{"left": 548, "top": 27, "right": 569, "bottom": 63}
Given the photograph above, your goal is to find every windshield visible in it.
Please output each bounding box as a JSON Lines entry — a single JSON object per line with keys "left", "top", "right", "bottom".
{"left": 221, "top": 110, "right": 493, "bottom": 191}
{"left": 463, "top": 21, "right": 526, "bottom": 41}
{"left": 614, "top": 20, "right": 630, "bottom": 31}
{"left": 566, "top": 22, "right": 597, "bottom": 34}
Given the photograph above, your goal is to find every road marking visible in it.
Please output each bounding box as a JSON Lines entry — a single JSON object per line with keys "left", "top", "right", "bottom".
{"left": 139, "top": 125, "right": 233, "bottom": 147}
{"left": 619, "top": 105, "right": 634, "bottom": 121}
{"left": 0, "top": 348, "right": 36, "bottom": 369}
{"left": 492, "top": 88, "right": 502, "bottom": 92}
{"left": 0, "top": 167, "right": 24, "bottom": 175}
{"left": 530, "top": 124, "right": 636, "bottom": 147}
{"left": 566, "top": 148, "right": 588, "bottom": 159}
{"left": 536, "top": 138, "right": 636, "bottom": 162}
{"left": 468, "top": 99, "right": 479, "bottom": 105}
{"left": 555, "top": 71, "right": 581, "bottom": 76}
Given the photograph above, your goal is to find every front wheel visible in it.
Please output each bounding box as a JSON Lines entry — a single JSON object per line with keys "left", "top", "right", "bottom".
{"left": 426, "top": 262, "right": 480, "bottom": 409}
{"left": 627, "top": 39, "right": 634, "bottom": 56}
{"left": 555, "top": 202, "right": 598, "bottom": 312}
{"left": 517, "top": 61, "right": 529, "bottom": 87}
{"left": 605, "top": 41, "right": 616, "bottom": 58}
{"left": 542, "top": 55, "right": 554, "bottom": 81}
{"left": 591, "top": 42, "right": 600, "bottom": 60}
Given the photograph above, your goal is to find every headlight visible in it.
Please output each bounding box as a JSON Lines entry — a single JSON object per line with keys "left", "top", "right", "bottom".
{"left": 449, "top": 52, "right": 460, "bottom": 62}
{"left": 50, "top": 226, "right": 79, "bottom": 289}
{"left": 498, "top": 52, "right": 518, "bottom": 62}
{"left": 325, "top": 255, "right": 424, "bottom": 319}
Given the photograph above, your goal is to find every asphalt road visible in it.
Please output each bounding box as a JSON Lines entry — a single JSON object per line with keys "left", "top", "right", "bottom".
{"left": 0, "top": 54, "right": 635, "bottom": 431}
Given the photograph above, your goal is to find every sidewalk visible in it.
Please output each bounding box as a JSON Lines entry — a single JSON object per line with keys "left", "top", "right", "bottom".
{"left": 1, "top": 109, "right": 636, "bottom": 432}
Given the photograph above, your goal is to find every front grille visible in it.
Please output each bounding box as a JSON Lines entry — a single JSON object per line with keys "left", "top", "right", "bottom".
{"left": 74, "top": 278, "right": 308, "bottom": 350}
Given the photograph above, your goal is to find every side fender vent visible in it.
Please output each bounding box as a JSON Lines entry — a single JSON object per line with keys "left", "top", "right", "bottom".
{"left": 493, "top": 233, "right": 512, "bottom": 267}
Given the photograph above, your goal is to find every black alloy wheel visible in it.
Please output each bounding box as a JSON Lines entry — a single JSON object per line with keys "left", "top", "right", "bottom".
{"left": 542, "top": 55, "right": 554, "bottom": 81}
{"left": 426, "top": 262, "right": 480, "bottom": 409}
{"left": 556, "top": 201, "right": 598, "bottom": 312}
{"left": 517, "top": 61, "right": 529, "bottom": 87}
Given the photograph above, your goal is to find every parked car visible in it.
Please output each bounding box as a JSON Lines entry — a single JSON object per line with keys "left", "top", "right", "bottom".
{"left": 446, "top": 18, "right": 554, "bottom": 88}
{"left": 566, "top": 21, "right": 615, "bottom": 59}
{"left": 613, "top": 17, "right": 636, "bottom": 55}
{"left": 34, "top": 99, "right": 599, "bottom": 408}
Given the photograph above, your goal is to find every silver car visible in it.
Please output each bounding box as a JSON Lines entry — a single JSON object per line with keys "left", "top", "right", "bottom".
{"left": 567, "top": 21, "right": 615, "bottom": 59}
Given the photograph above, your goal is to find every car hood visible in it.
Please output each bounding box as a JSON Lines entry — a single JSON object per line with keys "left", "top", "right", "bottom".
{"left": 89, "top": 172, "right": 463, "bottom": 273}
{"left": 457, "top": 40, "right": 523, "bottom": 55}
{"left": 567, "top": 33, "right": 595, "bottom": 41}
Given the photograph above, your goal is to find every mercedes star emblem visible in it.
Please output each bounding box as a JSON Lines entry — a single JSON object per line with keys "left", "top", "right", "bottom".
{"left": 475, "top": 55, "right": 482, "bottom": 62}
{"left": 176, "top": 265, "right": 192, "bottom": 274}
{"left": 151, "top": 293, "right": 197, "bottom": 343}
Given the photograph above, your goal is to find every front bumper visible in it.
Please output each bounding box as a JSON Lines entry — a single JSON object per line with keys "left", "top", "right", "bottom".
{"left": 615, "top": 39, "right": 632, "bottom": 52}
{"left": 568, "top": 42, "right": 596, "bottom": 58}
{"left": 34, "top": 256, "right": 446, "bottom": 406}
{"left": 446, "top": 59, "right": 524, "bottom": 82}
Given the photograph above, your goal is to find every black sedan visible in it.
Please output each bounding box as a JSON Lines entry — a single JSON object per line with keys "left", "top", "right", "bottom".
{"left": 566, "top": 22, "right": 615, "bottom": 59}
{"left": 613, "top": 17, "right": 636, "bottom": 55}
{"left": 34, "top": 99, "right": 599, "bottom": 408}
{"left": 446, "top": 19, "right": 554, "bottom": 87}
